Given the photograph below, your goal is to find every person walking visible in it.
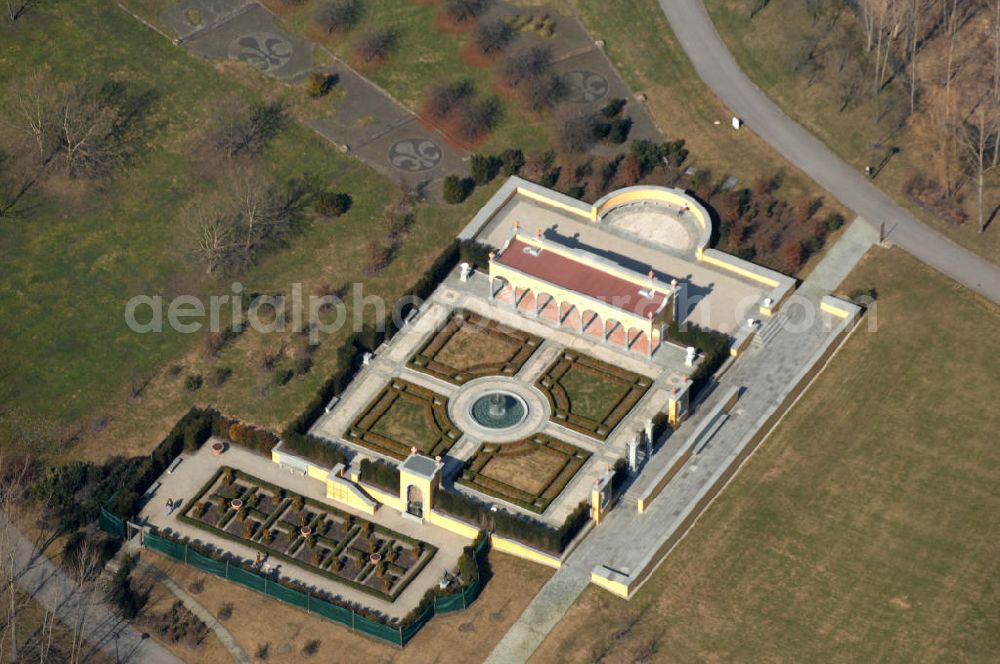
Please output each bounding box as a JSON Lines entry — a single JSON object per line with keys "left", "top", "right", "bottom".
{"left": 166, "top": 498, "right": 174, "bottom": 515}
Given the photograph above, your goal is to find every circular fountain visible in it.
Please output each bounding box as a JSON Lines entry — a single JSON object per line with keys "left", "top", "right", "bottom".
{"left": 470, "top": 391, "right": 528, "bottom": 430}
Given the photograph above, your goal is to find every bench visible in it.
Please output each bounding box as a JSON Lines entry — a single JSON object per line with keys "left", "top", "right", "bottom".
{"left": 167, "top": 457, "right": 182, "bottom": 474}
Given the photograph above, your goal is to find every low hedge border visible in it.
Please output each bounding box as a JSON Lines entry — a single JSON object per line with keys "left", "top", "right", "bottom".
{"left": 535, "top": 351, "right": 651, "bottom": 441}
{"left": 406, "top": 310, "right": 543, "bottom": 385}
{"left": 348, "top": 379, "right": 460, "bottom": 460}
{"left": 456, "top": 436, "right": 592, "bottom": 514}
{"left": 178, "top": 466, "right": 437, "bottom": 602}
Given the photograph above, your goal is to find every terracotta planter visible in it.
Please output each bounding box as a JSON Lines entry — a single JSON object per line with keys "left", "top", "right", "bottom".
{"left": 369, "top": 552, "right": 382, "bottom": 565}
{"left": 230, "top": 499, "right": 243, "bottom": 511}
{"left": 211, "top": 442, "right": 224, "bottom": 456}
{"left": 300, "top": 527, "right": 312, "bottom": 537}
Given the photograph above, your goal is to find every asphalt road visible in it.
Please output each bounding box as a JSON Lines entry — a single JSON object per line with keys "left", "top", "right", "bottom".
{"left": 0, "top": 512, "right": 182, "bottom": 664}
{"left": 659, "top": 0, "right": 1000, "bottom": 305}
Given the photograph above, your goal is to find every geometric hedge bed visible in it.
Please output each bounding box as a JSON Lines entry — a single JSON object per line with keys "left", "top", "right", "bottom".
{"left": 407, "top": 309, "right": 542, "bottom": 385}
{"left": 535, "top": 350, "right": 652, "bottom": 441}
{"left": 456, "top": 435, "right": 592, "bottom": 514}
{"left": 178, "top": 467, "right": 437, "bottom": 601}
{"left": 347, "top": 379, "right": 461, "bottom": 461}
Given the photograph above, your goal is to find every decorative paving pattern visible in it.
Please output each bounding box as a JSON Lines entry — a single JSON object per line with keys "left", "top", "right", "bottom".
{"left": 388, "top": 138, "right": 444, "bottom": 172}
{"left": 227, "top": 32, "right": 293, "bottom": 72}
{"left": 564, "top": 70, "right": 609, "bottom": 103}
{"left": 447, "top": 376, "right": 550, "bottom": 444}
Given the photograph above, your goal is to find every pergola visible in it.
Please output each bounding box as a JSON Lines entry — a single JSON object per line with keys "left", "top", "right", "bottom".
{"left": 488, "top": 227, "right": 678, "bottom": 357}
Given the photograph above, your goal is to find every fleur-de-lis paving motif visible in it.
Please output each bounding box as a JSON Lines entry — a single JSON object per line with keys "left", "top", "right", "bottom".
{"left": 564, "top": 71, "right": 610, "bottom": 103}
{"left": 388, "top": 139, "right": 443, "bottom": 172}
{"left": 230, "top": 33, "right": 293, "bottom": 73}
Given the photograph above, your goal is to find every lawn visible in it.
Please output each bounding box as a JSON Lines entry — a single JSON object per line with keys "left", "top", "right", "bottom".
{"left": 532, "top": 248, "right": 1000, "bottom": 662}
{"left": 459, "top": 435, "right": 592, "bottom": 513}
{"left": 348, "top": 379, "right": 461, "bottom": 459}
{"left": 407, "top": 310, "right": 542, "bottom": 384}
{"left": 0, "top": 0, "right": 484, "bottom": 461}
{"left": 536, "top": 350, "right": 651, "bottom": 440}
{"left": 142, "top": 546, "right": 553, "bottom": 664}
{"left": 703, "top": 0, "right": 1000, "bottom": 265}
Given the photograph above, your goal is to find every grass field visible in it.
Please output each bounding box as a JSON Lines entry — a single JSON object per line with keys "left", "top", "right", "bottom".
{"left": 531, "top": 248, "right": 1000, "bottom": 662}
{"left": 537, "top": 351, "right": 650, "bottom": 440}
{"left": 142, "top": 546, "right": 553, "bottom": 664}
{"left": 459, "top": 436, "right": 591, "bottom": 513}
{"left": 0, "top": 0, "right": 484, "bottom": 461}
{"left": 408, "top": 311, "right": 542, "bottom": 384}
{"left": 703, "top": 0, "right": 1000, "bottom": 265}
{"left": 350, "top": 380, "right": 460, "bottom": 459}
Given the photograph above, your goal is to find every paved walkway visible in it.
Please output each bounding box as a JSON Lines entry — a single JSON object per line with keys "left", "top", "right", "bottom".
{"left": 484, "top": 231, "right": 874, "bottom": 664}
{"left": 0, "top": 512, "right": 183, "bottom": 664}
{"left": 134, "top": 556, "right": 251, "bottom": 663}
{"left": 140, "top": 443, "right": 468, "bottom": 618}
{"left": 658, "top": 0, "right": 1000, "bottom": 305}
{"left": 148, "top": 0, "right": 466, "bottom": 186}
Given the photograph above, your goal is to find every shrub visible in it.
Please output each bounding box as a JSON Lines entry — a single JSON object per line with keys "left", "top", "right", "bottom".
{"left": 499, "top": 148, "right": 525, "bottom": 175}
{"left": 443, "top": 175, "right": 473, "bottom": 204}
{"left": 305, "top": 71, "right": 335, "bottom": 98}
{"left": 106, "top": 555, "right": 144, "bottom": 619}
{"left": 848, "top": 287, "right": 877, "bottom": 303}
{"left": 667, "top": 320, "right": 731, "bottom": 394}
{"left": 185, "top": 374, "right": 203, "bottom": 391}
{"left": 470, "top": 153, "right": 501, "bottom": 185}
{"left": 314, "top": 191, "right": 352, "bottom": 217}
{"left": 359, "top": 458, "right": 400, "bottom": 490}
{"left": 295, "top": 356, "right": 314, "bottom": 376}
{"left": 607, "top": 117, "right": 632, "bottom": 144}
{"left": 314, "top": 0, "right": 361, "bottom": 34}
{"left": 472, "top": 18, "right": 516, "bottom": 56}
{"left": 825, "top": 212, "right": 845, "bottom": 232}
{"left": 601, "top": 98, "right": 627, "bottom": 118}
{"left": 275, "top": 368, "right": 294, "bottom": 387}
{"left": 356, "top": 27, "right": 399, "bottom": 64}
{"left": 211, "top": 366, "right": 232, "bottom": 387}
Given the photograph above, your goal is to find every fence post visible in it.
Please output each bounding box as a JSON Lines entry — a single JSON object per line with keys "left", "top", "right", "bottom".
{"left": 225, "top": 560, "right": 229, "bottom": 579}
{"left": 351, "top": 610, "right": 355, "bottom": 632}
{"left": 184, "top": 544, "right": 188, "bottom": 564}
{"left": 306, "top": 593, "right": 311, "bottom": 614}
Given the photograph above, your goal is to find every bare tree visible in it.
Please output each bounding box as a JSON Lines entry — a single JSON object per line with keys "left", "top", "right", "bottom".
{"left": 442, "top": 0, "right": 494, "bottom": 25}
{"left": 314, "top": 0, "right": 361, "bottom": 34}
{"left": 66, "top": 539, "right": 104, "bottom": 664}
{"left": 185, "top": 168, "right": 311, "bottom": 274}
{"left": 355, "top": 27, "right": 399, "bottom": 64}
{"left": 3, "top": 0, "right": 36, "bottom": 23}
{"left": 472, "top": 18, "right": 516, "bottom": 57}
{"left": 956, "top": 101, "right": 1000, "bottom": 233}
{"left": 183, "top": 199, "right": 238, "bottom": 274}
{"left": 5, "top": 71, "right": 59, "bottom": 160}
{"left": 205, "top": 98, "right": 288, "bottom": 161}
{"left": 424, "top": 80, "right": 475, "bottom": 120}
{"left": 0, "top": 455, "right": 35, "bottom": 662}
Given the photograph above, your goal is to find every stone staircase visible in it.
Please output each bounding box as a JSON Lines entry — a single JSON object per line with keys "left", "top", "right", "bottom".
{"left": 751, "top": 311, "right": 788, "bottom": 349}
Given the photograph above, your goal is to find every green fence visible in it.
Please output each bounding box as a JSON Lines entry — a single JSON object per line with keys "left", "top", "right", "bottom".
{"left": 139, "top": 531, "right": 490, "bottom": 647}
{"left": 98, "top": 507, "right": 127, "bottom": 539}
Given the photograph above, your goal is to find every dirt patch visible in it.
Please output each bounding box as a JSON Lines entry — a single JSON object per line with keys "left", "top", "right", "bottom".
{"left": 435, "top": 11, "right": 477, "bottom": 34}
{"left": 143, "top": 547, "right": 553, "bottom": 663}
{"left": 460, "top": 40, "right": 504, "bottom": 68}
